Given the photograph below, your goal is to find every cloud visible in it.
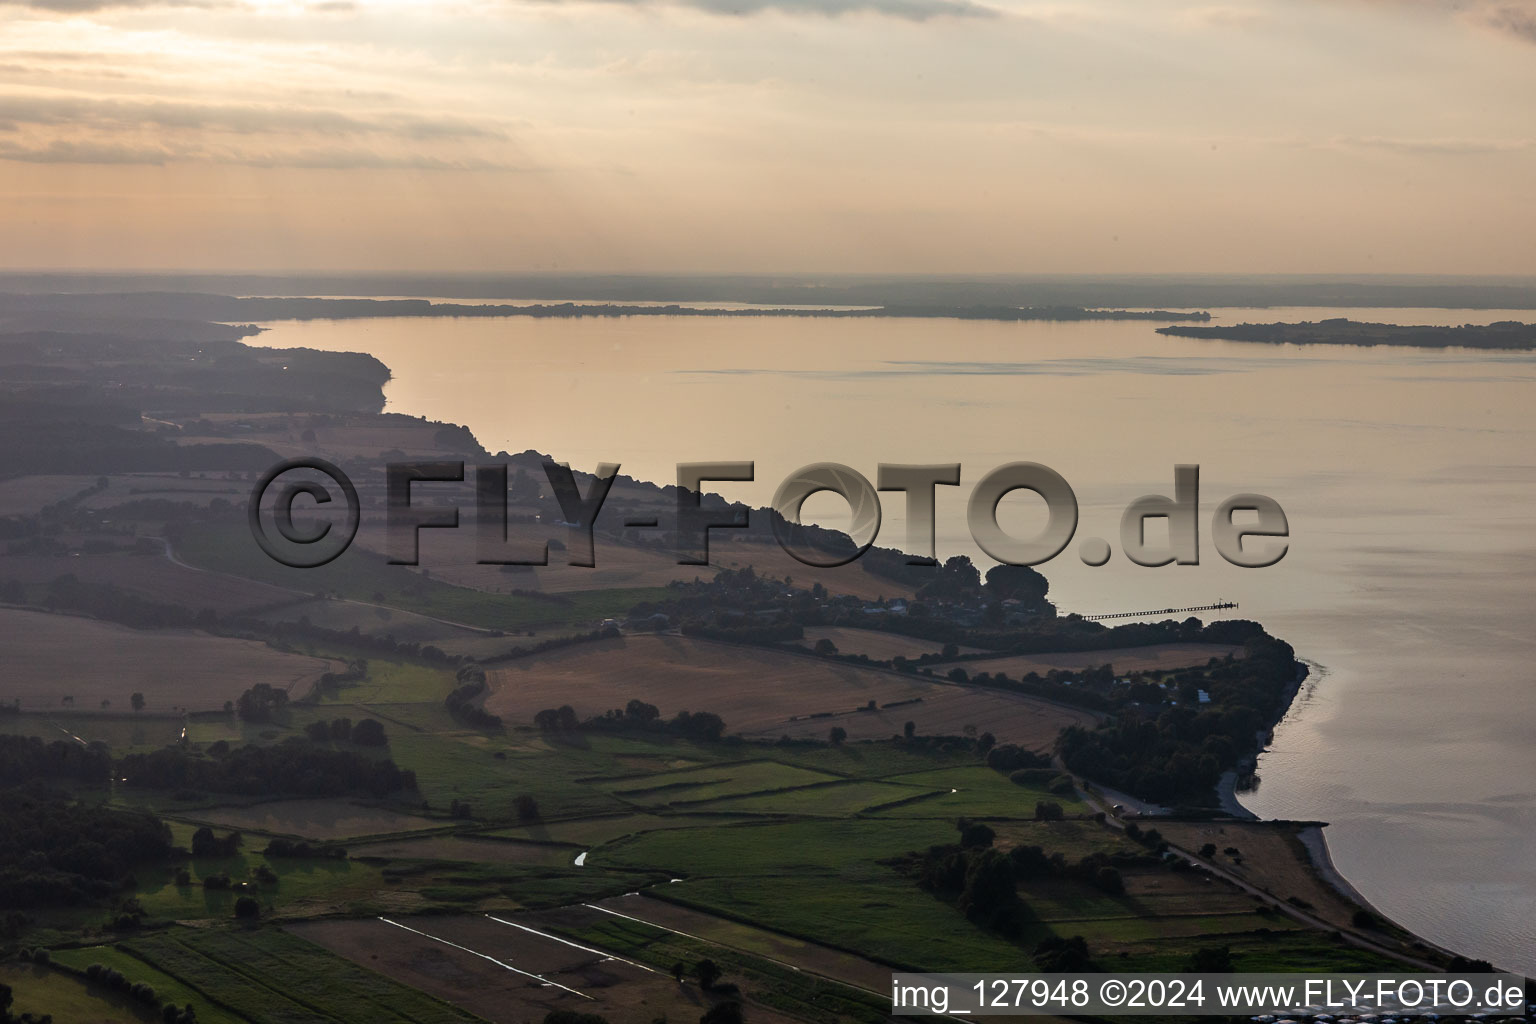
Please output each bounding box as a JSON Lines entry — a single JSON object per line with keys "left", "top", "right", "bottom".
{"left": 524, "top": 0, "right": 996, "bottom": 20}
{"left": 0, "top": 0, "right": 226, "bottom": 10}
{"left": 0, "top": 93, "right": 503, "bottom": 140}
{"left": 0, "top": 134, "right": 524, "bottom": 168}
{"left": 0, "top": 92, "right": 518, "bottom": 168}
{"left": 1342, "top": 0, "right": 1536, "bottom": 44}
{"left": 1334, "top": 134, "right": 1536, "bottom": 155}
{"left": 1480, "top": 2, "right": 1536, "bottom": 41}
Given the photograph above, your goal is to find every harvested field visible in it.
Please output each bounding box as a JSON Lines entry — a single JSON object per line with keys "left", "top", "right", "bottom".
{"left": 286, "top": 914, "right": 796, "bottom": 1024}
{"left": 765, "top": 686, "right": 1099, "bottom": 750}
{"left": 933, "top": 642, "right": 1244, "bottom": 678}
{"left": 0, "top": 607, "right": 335, "bottom": 711}
{"left": 799, "top": 626, "right": 986, "bottom": 662}
{"left": 187, "top": 798, "right": 441, "bottom": 839}
{"left": 1154, "top": 820, "right": 1369, "bottom": 933}
{"left": 0, "top": 551, "right": 299, "bottom": 614}
{"left": 485, "top": 634, "right": 1095, "bottom": 748}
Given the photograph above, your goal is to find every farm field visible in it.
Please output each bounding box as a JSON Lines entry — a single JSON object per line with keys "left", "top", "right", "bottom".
{"left": 1, "top": 711, "right": 183, "bottom": 751}
{"left": 120, "top": 928, "right": 485, "bottom": 1024}
{"left": 349, "top": 834, "right": 577, "bottom": 865}
{"left": 174, "top": 520, "right": 664, "bottom": 632}
{"left": 0, "top": 606, "right": 336, "bottom": 711}
{"left": 0, "top": 550, "right": 301, "bottom": 614}
{"left": 1154, "top": 820, "right": 1379, "bottom": 934}
{"left": 485, "top": 634, "right": 1096, "bottom": 748}
{"left": 286, "top": 913, "right": 795, "bottom": 1024}
{"left": 0, "top": 962, "right": 178, "bottom": 1024}
{"left": 184, "top": 798, "right": 442, "bottom": 840}
{"left": 48, "top": 945, "right": 250, "bottom": 1024}
{"left": 257, "top": 598, "right": 518, "bottom": 659}
{"left": 594, "top": 759, "right": 840, "bottom": 807}
{"left": 578, "top": 894, "right": 896, "bottom": 993}
{"left": 0, "top": 473, "right": 95, "bottom": 515}
{"left": 933, "top": 642, "right": 1244, "bottom": 678}
{"left": 798, "top": 626, "right": 986, "bottom": 662}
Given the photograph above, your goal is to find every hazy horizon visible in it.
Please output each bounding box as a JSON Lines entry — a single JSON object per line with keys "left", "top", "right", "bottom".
{"left": 4, "top": 0, "right": 1536, "bottom": 275}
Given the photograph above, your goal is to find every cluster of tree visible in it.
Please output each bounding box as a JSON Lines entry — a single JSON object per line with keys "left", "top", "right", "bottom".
{"left": 117, "top": 738, "right": 415, "bottom": 798}
{"left": 303, "top": 717, "right": 387, "bottom": 747}
{"left": 80, "top": 962, "right": 198, "bottom": 1023}
{"left": 679, "top": 621, "right": 803, "bottom": 645}
{"left": 235, "top": 684, "right": 289, "bottom": 723}
{"left": 444, "top": 666, "right": 502, "bottom": 730}
{"left": 0, "top": 788, "right": 172, "bottom": 908}
{"left": 189, "top": 827, "right": 241, "bottom": 858}
{"left": 0, "top": 735, "right": 113, "bottom": 787}
{"left": 1058, "top": 632, "right": 1300, "bottom": 803}
{"left": 317, "top": 659, "right": 369, "bottom": 691}
{"left": 259, "top": 617, "right": 461, "bottom": 666}
{"left": 534, "top": 699, "right": 726, "bottom": 742}
{"left": 896, "top": 819, "right": 1128, "bottom": 966}
{"left": 984, "top": 744, "right": 1054, "bottom": 773}
{"left": 479, "top": 627, "right": 616, "bottom": 666}
{"left": 263, "top": 838, "right": 346, "bottom": 860}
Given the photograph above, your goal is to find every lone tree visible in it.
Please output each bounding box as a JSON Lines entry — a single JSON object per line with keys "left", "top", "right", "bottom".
{"left": 233, "top": 896, "right": 260, "bottom": 920}
{"left": 131, "top": 692, "right": 146, "bottom": 712}
{"left": 812, "top": 638, "right": 837, "bottom": 655}
{"left": 514, "top": 794, "right": 541, "bottom": 823}
{"left": 694, "top": 959, "right": 722, "bottom": 990}
{"left": 829, "top": 726, "right": 847, "bottom": 745}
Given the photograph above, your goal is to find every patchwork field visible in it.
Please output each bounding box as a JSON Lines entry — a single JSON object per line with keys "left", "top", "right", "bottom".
{"left": 0, "top": 606, "right": 336, "bottom": 711}
{"left": 933, "top": 641, "right": 1245, "bottom": 678}
{"left": 486, "top": 634, "right": 1097, "bottom": 748}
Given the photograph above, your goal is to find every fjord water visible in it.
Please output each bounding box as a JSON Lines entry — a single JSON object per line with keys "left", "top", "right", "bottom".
{"left": 259, "top": 308, "right": 1536, "bottom": 971}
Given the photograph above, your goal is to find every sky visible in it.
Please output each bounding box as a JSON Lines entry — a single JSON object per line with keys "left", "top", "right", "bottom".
{"left": 1, "top": 0, "right": 1534, "bottom": 274}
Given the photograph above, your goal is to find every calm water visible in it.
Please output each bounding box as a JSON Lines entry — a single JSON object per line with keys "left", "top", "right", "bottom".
{"left": 260, "top": 307, "right": 1536, "bottom": 971}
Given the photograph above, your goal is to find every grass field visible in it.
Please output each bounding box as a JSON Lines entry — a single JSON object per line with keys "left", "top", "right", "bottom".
{"left": 48, "top": 946, "right": 250, "bottom": 1024}
{"left": 0, "top": 962, "right": 170, "bottom": 1024}
{"left": 0, "top": 606, "right": 336, "bottom": 712}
